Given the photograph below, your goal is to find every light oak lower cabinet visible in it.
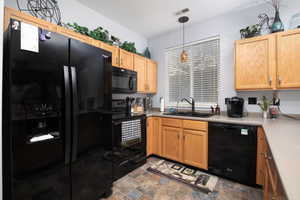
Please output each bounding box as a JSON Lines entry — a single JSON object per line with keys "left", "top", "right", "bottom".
{"left": 263, "top": 143, "right": 288, "bottom": 200}
{"left": 182, "top": 129, "right": 208, "bottom": 169}
{"left": 162, "top": 126, "right": 182, "bottom": 162}
{"left": 160, "top": 118, "right": 208, "bottom": 170}
{"left": 257, "top": 127, "right": 267, "bottom": 186}
{"left": 146, "top": 117, "right": 162, "bottom": 156}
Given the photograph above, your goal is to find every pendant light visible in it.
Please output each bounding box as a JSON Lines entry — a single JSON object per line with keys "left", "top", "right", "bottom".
{"left": 178, "top": 16, "right": 189, "bottom": 63}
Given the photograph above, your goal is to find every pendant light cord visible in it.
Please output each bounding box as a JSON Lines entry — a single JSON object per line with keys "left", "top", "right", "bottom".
{"left": 182, "top": 23, "right": 185, "bottom": 50}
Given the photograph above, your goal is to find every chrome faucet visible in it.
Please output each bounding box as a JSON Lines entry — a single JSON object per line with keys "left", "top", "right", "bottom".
{"left": 181, "top": 97, "right": 195, "bottom": 113}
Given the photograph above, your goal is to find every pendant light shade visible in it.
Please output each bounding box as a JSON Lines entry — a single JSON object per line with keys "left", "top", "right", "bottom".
{"left": 180, "top": 50, "right": 188, "bottom": 63}
{"left": 178, "top": 16, "right": 189, "bottom": 63}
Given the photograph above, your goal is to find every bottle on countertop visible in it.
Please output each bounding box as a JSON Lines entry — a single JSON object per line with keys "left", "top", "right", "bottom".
{"left": 215, "top": 104, "right": 221, "bottom": 115}
{"left": 160, "top": 97, "right": 165, "bottom": 112}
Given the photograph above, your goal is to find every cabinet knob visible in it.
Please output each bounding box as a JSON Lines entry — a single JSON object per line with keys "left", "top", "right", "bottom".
{"left": 278, "top": 78, "right": 282, "bottom": 85}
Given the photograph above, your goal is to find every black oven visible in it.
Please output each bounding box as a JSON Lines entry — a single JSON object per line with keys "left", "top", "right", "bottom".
{"left": 112, "top": 67, "right": 137, "bottom": 94}
{"left": 111, "top": 115, "right": 146, "bottom": 180}
{"left": 104, "top": 99, "right": 146, "bottom": 181}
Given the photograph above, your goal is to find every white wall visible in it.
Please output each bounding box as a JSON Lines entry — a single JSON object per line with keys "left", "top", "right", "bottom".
{"left": 0, "top": 0, "right": 4, "bottom": 199}
{"left": 4, "top": 0, "right": 148, "bottom": 53}
{"left": 149, "top": 0, "right": 300, "bottom": 114}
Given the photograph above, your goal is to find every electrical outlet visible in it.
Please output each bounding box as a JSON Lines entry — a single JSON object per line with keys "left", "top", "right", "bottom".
{"left": 248, "top": 97, "right": 257, "bottom": 105}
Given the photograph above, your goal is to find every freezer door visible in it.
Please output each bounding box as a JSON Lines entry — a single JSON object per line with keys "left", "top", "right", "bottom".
{"left": 69, "top": 39, "right": 113, "bottom": 199}
{"left": 3, "top": 20, "right": 71, "bottom": 200}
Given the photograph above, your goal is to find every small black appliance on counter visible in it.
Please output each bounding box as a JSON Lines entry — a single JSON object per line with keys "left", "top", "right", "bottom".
{"left": 226, "top": 97, "right": 244, "bottom": 118}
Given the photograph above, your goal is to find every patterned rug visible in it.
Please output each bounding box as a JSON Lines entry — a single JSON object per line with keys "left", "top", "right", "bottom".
{"left": 147, "top": 159, "right": 218, "bottom": 194}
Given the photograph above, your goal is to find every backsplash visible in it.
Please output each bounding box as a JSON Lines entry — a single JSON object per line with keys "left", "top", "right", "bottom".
{"left": 112, "top": 93, "right": 153, "bottom": 100}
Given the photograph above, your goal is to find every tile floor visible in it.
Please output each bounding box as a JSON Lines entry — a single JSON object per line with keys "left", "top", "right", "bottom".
{"left": 101, "top": 157, "right": 263, "bottom": 200}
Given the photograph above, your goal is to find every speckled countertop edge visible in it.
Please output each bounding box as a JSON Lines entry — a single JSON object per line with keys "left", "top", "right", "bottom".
{"left": 145, "top": 111, "right": 300, "bottom": 200}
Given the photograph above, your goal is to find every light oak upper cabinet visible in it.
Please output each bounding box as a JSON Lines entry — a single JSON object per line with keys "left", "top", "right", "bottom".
{"left": 102, "top": 42, "right": 120, "bottom": 67}
{"left": 162, "top": 126, "right": 182, "bottom": 162}
{"left": 235, "top": 35, "right": 276, "bottom": 90}
{"left": 134, "top": 55, "right": 147, "bottom": 92}
{"left": 119, "top": 49, "right": 134, "bottom": 70}
{"left": 146, "top": 60, "right": 157, "bottom": 94}
{"left": 277, "top": 29, "right": 300, "bottom": 89}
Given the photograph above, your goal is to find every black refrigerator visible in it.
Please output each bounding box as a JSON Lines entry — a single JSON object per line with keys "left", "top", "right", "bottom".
{"left": 3, "top": 19, "right": 113, "bottom": 200}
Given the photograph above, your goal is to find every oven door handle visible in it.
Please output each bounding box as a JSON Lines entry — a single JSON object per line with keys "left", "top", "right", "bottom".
{"left": 131, "top": 156, "right": 147, "bottom": 164}
{"left": 129, "top": 76, "right": 134, "bottom": 90}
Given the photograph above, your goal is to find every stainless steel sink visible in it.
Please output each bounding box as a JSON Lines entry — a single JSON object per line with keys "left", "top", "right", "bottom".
{"left": 163, "top": 112, "right": 213, "bottom": 118}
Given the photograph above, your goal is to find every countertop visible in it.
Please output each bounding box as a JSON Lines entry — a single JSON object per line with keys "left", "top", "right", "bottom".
{"left": 145, "top": 111, "right": 300, "bottom": 200}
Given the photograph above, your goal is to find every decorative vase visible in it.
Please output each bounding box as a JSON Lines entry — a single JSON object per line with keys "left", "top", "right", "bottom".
{"left": 271, "top": 11, "right": 284, "bottom": 33}
{"left": 144, "top": 48, "right": 151, "bottom": 59}
{"left": 263, "top": 111, "right": 268, "bottom": 119}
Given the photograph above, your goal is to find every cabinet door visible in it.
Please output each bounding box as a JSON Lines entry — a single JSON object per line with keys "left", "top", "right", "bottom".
{"left": 147, "top": 118, "right": 154, "bottom": 156}
{"left": 235, "top": 35, "right": 276, "bottom": 90}
{"left": 257, "top": 127, "right": 267, "bottom": 186}
{"left": 134, "top": 55, "right": 147, "bottom": 93}
{"left": 146, "top": 60, "right": 157, "bottom": 94}
{"left": 162, "top": 126, "right": 181, "bottom": 161}
{"left": 277, "top": 29, "right": 300, "bottom": 89}
{"left": 182, "top": 130, "right": 208, "bottom": 169}
{"left": 152, "top": 118, "right": 162, "bottom": 156}
{"left": 120, "top": 49, "right": 134, "bottom": 70}
{"left": 101, "top": 43, "right": 120, "bottom": 67}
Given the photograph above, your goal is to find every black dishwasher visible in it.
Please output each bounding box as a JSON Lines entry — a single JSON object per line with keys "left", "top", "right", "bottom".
{"left": 208, "top": 122, "right": 257, "bottom": 186}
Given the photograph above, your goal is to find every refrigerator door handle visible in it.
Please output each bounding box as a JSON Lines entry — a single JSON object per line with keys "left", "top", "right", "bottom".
{"left": 71, "top": 66, "right": 79, "bottom": 162}
{"left": 64, "top": 66, "right": 72, "bottom": 164}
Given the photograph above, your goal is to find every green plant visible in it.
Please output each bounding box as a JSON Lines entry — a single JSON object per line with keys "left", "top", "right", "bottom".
{"left": 120, "top": 41, "right": 137, "bottom": 53}
{"left": 89, "top": 27, "right": 111, "bottom": 43}
{"left": 67, "top": 23, "right": 89, "bottom": 35}
{"left": 258, "top": 96, "right": 272, "bottom": 111}
{"left": 240, "top": 24, "right": 261, "bottom": 38}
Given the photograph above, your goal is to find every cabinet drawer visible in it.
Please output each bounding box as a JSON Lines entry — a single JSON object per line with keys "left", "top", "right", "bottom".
{"left": 182, "top": 120, "right": 207, "bottom": 131}
{"left": 161, "top": 118, "right": 182, "bottom": 128}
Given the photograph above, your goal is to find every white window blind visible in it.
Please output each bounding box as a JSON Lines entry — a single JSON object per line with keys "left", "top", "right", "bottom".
{"left": 167, "top": 37, "right": 220, "bottom": 107}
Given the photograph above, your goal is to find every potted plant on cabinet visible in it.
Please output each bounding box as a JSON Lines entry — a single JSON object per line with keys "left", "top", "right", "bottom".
{"left": 258, "top": 96, "right": 272, "bottom": 119}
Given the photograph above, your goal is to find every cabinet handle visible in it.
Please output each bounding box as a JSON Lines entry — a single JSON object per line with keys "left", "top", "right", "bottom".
{"left": 177, "top": 134, "right": 180, "bottom": 139}
{"left": 269, "top": 77, "right": 272, "bottom": 85}
{"left": 183, "top": 135, "right": 185, "bottom": 140}
{"left": 268, "top": 156, "right": 272, "bottom": 160}
{"left": 278, "top": 78, "right": 282, "bottom": 85}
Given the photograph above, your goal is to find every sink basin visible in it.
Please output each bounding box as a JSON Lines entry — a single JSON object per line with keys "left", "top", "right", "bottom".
{"left": 163, "top": 112, "right": 213, "bottom": 118}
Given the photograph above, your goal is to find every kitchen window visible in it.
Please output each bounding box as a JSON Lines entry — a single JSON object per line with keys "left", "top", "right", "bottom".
{"left": 166, "top": 37, "right": 220, "bottom": 108}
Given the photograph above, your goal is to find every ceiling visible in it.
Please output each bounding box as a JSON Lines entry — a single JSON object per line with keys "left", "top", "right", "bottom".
{"left": 78, "top": 0, "right": 262, "bottom": 39}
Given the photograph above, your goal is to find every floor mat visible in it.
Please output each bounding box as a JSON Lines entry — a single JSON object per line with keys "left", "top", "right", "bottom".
{"left": 147, "top": 159, "right": 218, "bottom": 194}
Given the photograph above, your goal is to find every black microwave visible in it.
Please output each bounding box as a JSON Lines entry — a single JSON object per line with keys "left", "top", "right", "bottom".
{"left": 112, "top": 67, "right": 137, "bottom": 93}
